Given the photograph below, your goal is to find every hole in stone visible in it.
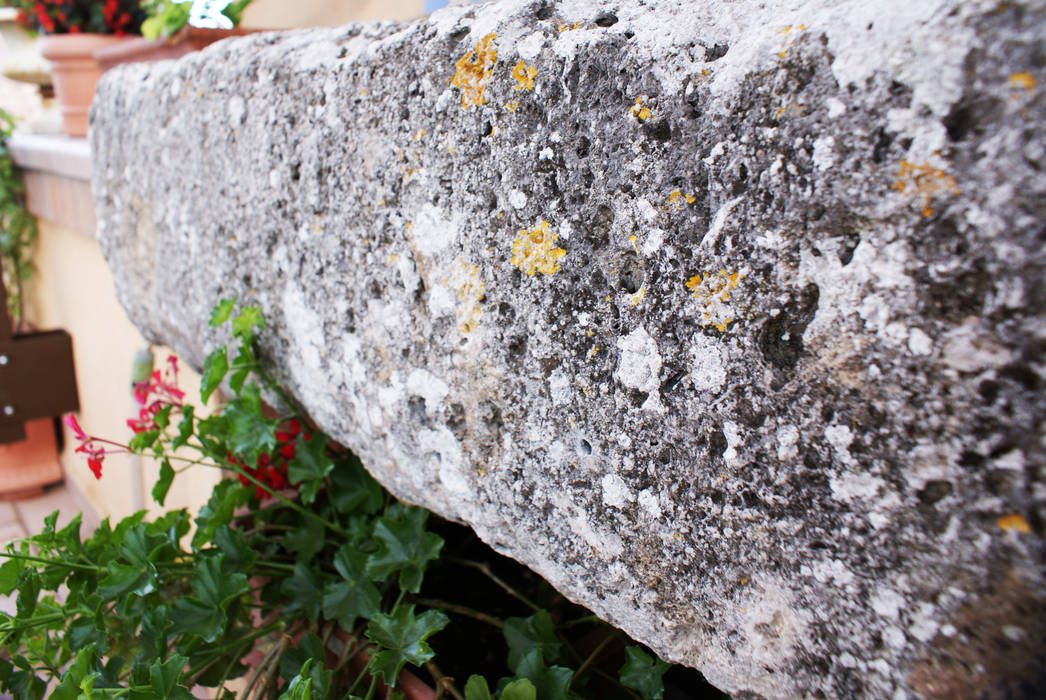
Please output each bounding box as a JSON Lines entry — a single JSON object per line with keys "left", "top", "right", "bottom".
{"left": 618, "top": 260, "right": 644, "bottom": 294}
{"left": 449, "top": 26, "right": 470, "bottom": 41}
{"left": 594, "top": 13, "right": 618, "bottom": 27}
{"left": 579, "top": 439, "right": 592, "bottom": 455}
{"left": 535, "top": 5, "right": 553, "bottom": 20}
{"left": 704, "top": 43, "right": 729, "bottom": 61}
{"left": 643, "top": 119, "right": 672, "bottom": 142}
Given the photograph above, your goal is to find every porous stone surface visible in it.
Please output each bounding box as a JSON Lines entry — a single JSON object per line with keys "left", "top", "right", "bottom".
{"left": 91, "top": 1, "right": 1046, "bottom": 697}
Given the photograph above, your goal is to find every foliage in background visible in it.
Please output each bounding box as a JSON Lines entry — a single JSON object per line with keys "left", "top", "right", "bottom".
{"left": 4, "top": 0, "right": 146, "bottom": 35}
{"left": 0, "top": 108, "right": 36, "bottom": 330}
{"left": 141, "top": 0, "right": 252, "bottom": 40}
{"left": 0, "top": 301, "right": 678, "bottom": 700}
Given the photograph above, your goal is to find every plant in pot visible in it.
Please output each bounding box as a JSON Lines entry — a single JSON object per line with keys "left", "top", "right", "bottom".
{"left": 0, "top": 300, "right": 719, "bottom": 699}
{"left": 4, "top": 0, "right": 147, "bottom": 136}
{"left": 93, "top": 0, "right": 255, "bottom": 73}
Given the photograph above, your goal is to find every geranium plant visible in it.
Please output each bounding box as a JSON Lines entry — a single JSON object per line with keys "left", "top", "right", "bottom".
{"left": 140, "top": 0, "right": 252, "bottom": 40}
{"left": 0, "top": 301, "right": 691, "bottom": 700}
{"left": 4, "top": 0, "right": 146, "bottom": 35}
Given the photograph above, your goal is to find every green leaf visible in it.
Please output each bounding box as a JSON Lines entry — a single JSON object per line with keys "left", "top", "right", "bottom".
{"left": 169, "top": 597, "right": 224, "bottom": 643}
{"left": 232, "top": 306, "right": 265, "bottom": 339}
{"left": 366, "top": 507, "right": 443, "bottom": 593}
{"left": 96, "top": 563, "right": 148, "bottom": 600}
{"left": 499, "top": 679, "right": 538, "bottom": 700}
{"left": 15, "top": 569, "right": 39, "bottom": 617}
{"left": 154, "top": 404, "right": 174, "bottom": 430}
{"left": 192, "top": 479, "right": 248, "bottom": 550}
{"left": 278, "top": 658, "right": 330, "bottom": 700}
{"left": 321, "top": 546, "right": 381, "bottom": 631}
{"left": 514, "top": 649, "right": 571, "bottom": 700}
{"left": 329, "top": 452, "right": 383, "bottom": 516}
{"left": 150, "top": 654, "right": 194, "bottom": 700}
{"left": 504, "top": 610, "right": 561, "bottom": 672}
{"left": 619, "top": 646, "right": 670, "bottom": 700}
{"left": 464, "top": 675, "right": 492, "bottom": 700}
{"left": 228, "top": 366, "right": 250, "bottom": 395}
{"left": 287, "top": 434, "right": 333, "bottom": 505}
{"left": 129, "top": 430, "right": 161, "bottom": 452}
{"left": 365, "top": 605, "right": 448, "bottom": 686}
{"left": 50, "top": 648, "right": 97, "bottom": 700}
{"left": 283, "top": 516, "right": 326, "bottom": 563}
{"left": 279, "top": 563, "right": 324, "bottom": 621}
{"left": 0, "top": 556, "right": 25, "bottom": 596}
{"left": 172, "top": 405, "right": 195, "bottom": 450}
{"left": 210, "top": 298, "right": 236, "bottom": 327}
{"left": 152, "top": 458, "right": 175, "bottom": 507}
{"left": 213, "top": 525, "right": 258, "bottom": 571}
{"left": 201, "top": 346, "right": 228, "bottom": 403}
{"left": 224, "top": 383, "right": 278, "bottom": 461}
{"left": 191, "top": 555, "right": 248, "bottom": 610}
{"left": 278, "top": 633, "right": 326, "bottom": 682}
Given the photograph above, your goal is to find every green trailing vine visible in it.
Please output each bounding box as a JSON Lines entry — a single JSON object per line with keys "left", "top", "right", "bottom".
{"left": 0, "top": 300, "right": 693, "bottom": 700}
{"left": 0, "top": 108, "right": 37, "bottom": 331}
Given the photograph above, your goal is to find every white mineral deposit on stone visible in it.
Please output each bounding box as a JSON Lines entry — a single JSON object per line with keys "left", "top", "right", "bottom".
{"left": 908, "top": 603, "right": 939, "bottom": 643}
{"left": 411, "top": 203, "right": 458, "bottom": 256}
{"left": 507, "top": 189, "right": 527, "bottom": 209}
{"left": 688, "top": 335, "right": 727, "bottom": 393}
{"left": 638, "top": 488, "right": 661, "bottom": 519}
{"left": 601, "top": 473, "right": 636, "bottom": 509}
{"left": 826, "top": 97, "right": 846, "bottom": 118}
{"left": 227, "top": 95, "right": 245, "bottom": 126}
{"left": 614, "top": 326, "right": 662, "bottom": 395}
{"left": 406, "top": 368, "right": 449, "bottom": 412}
{"left": 871, "top": 588, "right": 906, "bottom": 619}
{"left": 700, "top": 195, "right": 743, "bottom": 248}
{"left": 641, "top": 228, "right": 663, "bottom": 255}
{"left": 907, "top": 327, "right": 933, "bottom": 356}
{"left": 883, "top": 625, "right": 907, "bottom": 650}
{"left": 547, "top": 369, "right": 571, "bottom": 406}
{"left": 812, "top": 135, "right": 836, "bottom": 170}
{"left": 776, "top": 424, "right": 800, "bottom": 461}
{"left": 941, "top": 320, "right": 1013, "bottom": 372}
{"left": 722, "top": 420, "right": 742, "bottom": 465}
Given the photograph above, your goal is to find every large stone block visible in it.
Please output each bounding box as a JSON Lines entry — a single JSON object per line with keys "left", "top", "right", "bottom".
{"left": 91, "top": 1, "right": 1045, "bottom": 697}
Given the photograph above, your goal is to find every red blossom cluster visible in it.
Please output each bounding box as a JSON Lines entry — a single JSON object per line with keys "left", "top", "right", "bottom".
{"left": 230, "top": 418, "right": 308, "bottom": 499}
{"left": 10, "top": 0, "right": 144, "bottom": 36}
{"left": 128, "top": 355, "right": 185, "bottom": 434}
{"left": 64, "top": 414, "right": 107, "bottom": 479}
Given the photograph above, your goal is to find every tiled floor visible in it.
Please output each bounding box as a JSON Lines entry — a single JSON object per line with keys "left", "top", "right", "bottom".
{"left": 0, "top": 481, "right": 98, "bottom": 545}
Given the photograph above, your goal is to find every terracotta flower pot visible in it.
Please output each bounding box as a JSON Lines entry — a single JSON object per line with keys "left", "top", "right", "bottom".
{"left": 93, "top": 26, "right": 257, "bottom": 73}
{"left": 38, "top": 33, "right": 129, "bottom": 137}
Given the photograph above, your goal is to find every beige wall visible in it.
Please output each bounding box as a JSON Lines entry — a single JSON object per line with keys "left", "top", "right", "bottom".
{"left": 244, "top": 0, "right": 424, "bottom": 29}
{"left": 25, "top": 220, "right": 220, "bottom": 522}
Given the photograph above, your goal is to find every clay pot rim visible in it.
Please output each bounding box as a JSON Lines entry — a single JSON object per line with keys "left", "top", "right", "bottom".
{"left": 38, "top": 33, "right": 132, "bottom": 60}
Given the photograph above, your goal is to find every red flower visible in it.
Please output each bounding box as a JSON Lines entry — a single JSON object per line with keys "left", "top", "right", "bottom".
{"left": 65, "top": 414, "right": 106, "bottom": 480}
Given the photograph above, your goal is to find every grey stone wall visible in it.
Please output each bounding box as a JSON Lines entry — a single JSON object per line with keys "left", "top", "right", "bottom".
{"left": 91, "top": 1, "right": 1045, "bottom": 697}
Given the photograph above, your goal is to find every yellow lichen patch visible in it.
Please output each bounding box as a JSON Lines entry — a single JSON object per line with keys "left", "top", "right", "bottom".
{"left": 512, "top": 60, "right": 536, "bottom": 91}
{"left": 504, "top": 100, "right": 519, "bottom": 112}
{"left": 557, "top": 21, "right": 581, "bottom": 32}
{"left": 587, "top": 345, "right": 600, "bottom": 358}
{"left": 776, "top": 24, "right": 806, "bottom": 58}
{"left": 444, "top": 258, "right": 485, "bottom": 333}
{"left": 511, "top": 220, "right": 566, "bottom": 275}
{"left": 997, "top": 514, "right": 1031, "bottom": 534}
{"left": 891, "top": 160, "right": 961, "bottom": 217}
{"left": 669, "top": 190, "right": 697, "bottom": 209}
{"left": 1008, "top": 72, "right": 1036, "bottom": 90}
{"left": 628, "top": 234, "right": 640, "bottom": 254}
{"left": 630, "top": 98, "right": 651, "bottom": 121}
{"left": 450, "top": 33, "right": 498, "bottom": 108}
{"left": 687, "top": 270, "right": 743, "bottom": 331}
{"left": 413, "top": 129, "right": 427, "bottom": 140}
{"left": 629, "top": 285, "right": 646, "bottom": 307}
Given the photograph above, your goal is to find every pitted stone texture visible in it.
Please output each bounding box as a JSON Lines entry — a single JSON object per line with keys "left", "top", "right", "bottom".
{"left": 91, "top": 1, "right": 1045, "bottom": 697}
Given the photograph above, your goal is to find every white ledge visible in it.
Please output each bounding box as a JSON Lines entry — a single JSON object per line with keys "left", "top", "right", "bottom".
{"left": 8, "top": 132, "right": 92, "bottom": 183}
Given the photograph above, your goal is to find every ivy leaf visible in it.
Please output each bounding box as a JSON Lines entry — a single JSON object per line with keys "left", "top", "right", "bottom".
{"left": 464, "top": 675, "right": 493, "bottom": 700}
{"left": 321, "top": 546, "right": 381, "bottom": 631}
{"left": 514, "top": 649, "right": 572, "bottom": 700}
{"left": 287, "top": 434, "right": 333, "bottom": 505}
{"left": 149, "top": 654, "right": 194, "bottom": 700}
{"left": 365, "top": 605, "right": 449, "bottom": 686}
{"left": 619, "top": 646, "right": 670, "bottom": 700}
{"left": 504, "top": 610, "right": 562, "bottom": 672}
{"left": 169, "top": 597, "right": 223, "bottom": 643}
{"left": 498, "top": 679, "right": 538, "bottom": 700}
{"left": 152, "top": 458, "right": 175, "bottom": 507}
{"left": 201, "top": 346, "right": 228, "bottom": 403}
{"left": 280, "top": 564, "right": 324, "bottom": 621}
{"left": 366, "top": 507, "right": 443, "bottom": 593}
{"left": 209, "top": 298, "right": 236, "bottom": 327}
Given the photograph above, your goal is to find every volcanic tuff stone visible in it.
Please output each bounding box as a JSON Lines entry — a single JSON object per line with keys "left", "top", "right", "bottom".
{"left": 90, "top": 0, "right": 1045, "bottom": 697}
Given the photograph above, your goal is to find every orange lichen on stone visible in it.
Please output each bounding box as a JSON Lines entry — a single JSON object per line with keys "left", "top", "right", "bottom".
{"left": 891, "top": 160, "right": 961, "bottom": 217}
{"left": 511, "top": 220, "right": 566, "bottom": 275}
{"left": 687, "top": 270, "right": 742, "bottom": 332}
{"left": 997, "top": 514, "right": 1032, "bottom": 534}
{"left": 504, "top": 100, "right": 519, "bottom": 112}
{"left": 630, "top": 98, "right": 651, "bottom": 121}
{"left": 557, "top": 21, "right": 581, "bottom": 32}
{"left": 451, "top": 33, "right": 498, "bottom": 108}
{"left": 1008, "top": 72, "right": 1036, "bottom": 90}
{"left": 512, "top": 60, "right": 536, "bottom": 91}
